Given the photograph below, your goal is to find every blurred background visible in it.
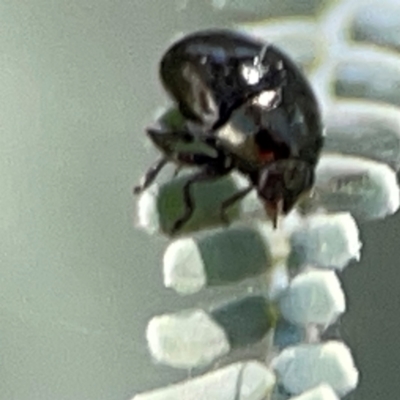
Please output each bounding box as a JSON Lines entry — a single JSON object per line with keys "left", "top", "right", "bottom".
{"left": 0, "top": 1, "right": 399, "bottom": 399}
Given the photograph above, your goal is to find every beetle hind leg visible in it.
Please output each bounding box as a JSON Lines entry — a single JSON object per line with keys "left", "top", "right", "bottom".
{"left": 133, "top": 156, "right": 168, "bottom": 194}
{"left": 171, "top": 168, "right": 227, "bottom": 233}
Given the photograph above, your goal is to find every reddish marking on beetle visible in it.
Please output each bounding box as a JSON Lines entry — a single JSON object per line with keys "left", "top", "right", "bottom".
{"left": 257, "top": 149, "right": 275, "bottom": 163}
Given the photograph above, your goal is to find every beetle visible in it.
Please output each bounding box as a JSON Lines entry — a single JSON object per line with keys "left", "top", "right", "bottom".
{"left": 134, "top": 29, "right": 324, "bottom": 232}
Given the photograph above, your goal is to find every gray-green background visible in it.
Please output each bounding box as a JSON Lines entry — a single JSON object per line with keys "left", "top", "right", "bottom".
{"left": 0, "top": 1, "right": 399, "bottom": 399}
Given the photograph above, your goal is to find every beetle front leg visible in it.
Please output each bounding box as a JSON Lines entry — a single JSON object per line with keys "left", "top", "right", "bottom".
{"left": 219, "top": 186, "right": 253, "bottom": 225}
{"left": 172, "top": 165, "right": 183, "bottom": 178}
{"left": 133, "top": 156, "right": 168, "bottom": 194}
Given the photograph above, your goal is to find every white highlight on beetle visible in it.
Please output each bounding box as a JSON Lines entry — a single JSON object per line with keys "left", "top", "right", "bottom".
{"left": 252, "top": 89, "right": 280, "bottom": 108}
{"left": 241, "top": 62, "right": 262, "bottom": 85}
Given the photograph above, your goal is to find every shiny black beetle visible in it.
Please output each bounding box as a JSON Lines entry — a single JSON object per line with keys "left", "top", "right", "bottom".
{"left": 135, "top": 29, "right": 324, "bottom": 231}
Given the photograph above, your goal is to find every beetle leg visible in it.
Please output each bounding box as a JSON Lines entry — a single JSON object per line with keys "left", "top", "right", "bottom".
{"left": 133, "top": 156, "right": 168, "bottom": 194}
{"left": 233, "top": 364, "right": 245, "bottom": 400}
{"left": 172, "top": 168, "right": 228, "bottom": 233}
{"left": 219, "top": 186, "right": 253, "bottom": 225}
{"left": 172, "top": 165, "right": 183, "bottom": 178}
